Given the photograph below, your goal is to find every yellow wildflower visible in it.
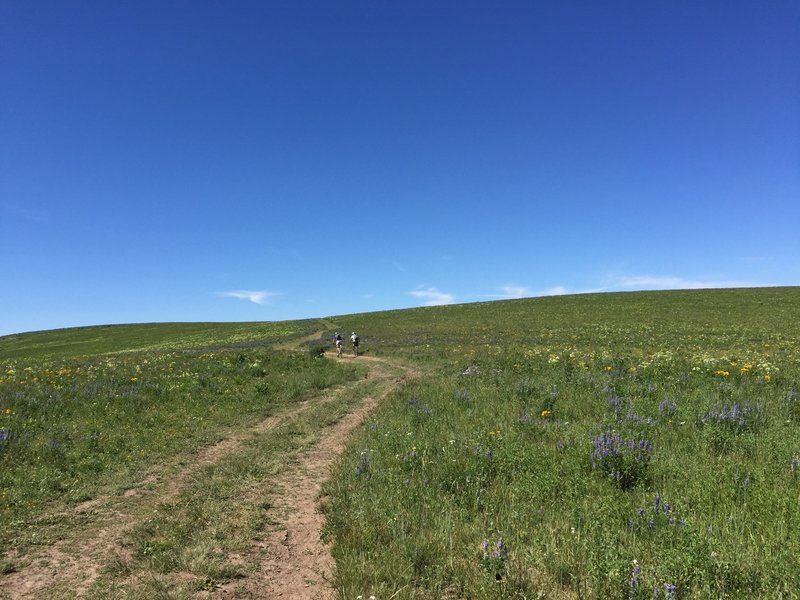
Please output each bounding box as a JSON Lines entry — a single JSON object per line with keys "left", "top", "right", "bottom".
{"left": 541, "top": 409, "right": 552, "bottom": 418}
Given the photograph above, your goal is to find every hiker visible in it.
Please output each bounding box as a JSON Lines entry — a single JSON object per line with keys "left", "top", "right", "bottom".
{"left": 334, "top": 332, "right": 343, "bottom": 358}
{"left": 350, "top": 331, "right": 360, "bottom": 357}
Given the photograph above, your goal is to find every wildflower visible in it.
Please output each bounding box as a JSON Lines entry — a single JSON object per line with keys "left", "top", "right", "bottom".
{"left": 540, "top": 409, "right": 552, "bottom": 418}
{"left": 355, "top": 451, "right": 372, "bottom": 476}
{"left": 4, "top": 409, "right": 11, "bottom": 415}
{"left": 629, "top": 560, "right": 640, "bottom": 596}
{"left": 665, "top": 583, "right": 677, "bottom": 597}
{"left": 492, "top": 537, "right": 505, "bottom": 559}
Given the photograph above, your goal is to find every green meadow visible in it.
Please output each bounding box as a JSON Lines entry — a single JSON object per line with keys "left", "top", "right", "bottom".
{"left": 2, "top": 287, "right": 799, "bottom": 598}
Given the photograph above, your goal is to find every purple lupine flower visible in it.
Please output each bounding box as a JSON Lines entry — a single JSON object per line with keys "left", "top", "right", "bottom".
{"left": 654, "top": 494, "right": 661, "bottom": 513}
{"left": 663, "top": 501, "right": 671, "bottom": 514}
{"left": 665, "top": 583, "right": 676, "bottom": 596}
{"left": 638, "top": 507, "right": 645, "bottom": 518}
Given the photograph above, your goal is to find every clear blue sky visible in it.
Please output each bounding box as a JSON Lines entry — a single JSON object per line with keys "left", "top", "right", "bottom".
{"left": 2, "top": 1, "right": 798, "bottom": 336}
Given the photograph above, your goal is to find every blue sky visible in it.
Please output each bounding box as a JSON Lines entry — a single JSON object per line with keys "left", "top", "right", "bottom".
{"left": 2, "top": 1, "right": 798, "bottom": 336}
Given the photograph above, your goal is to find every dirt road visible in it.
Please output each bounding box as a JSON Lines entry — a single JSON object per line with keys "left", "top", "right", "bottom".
{"left": 2, "top": 341, "right": 413, "bottom": 599}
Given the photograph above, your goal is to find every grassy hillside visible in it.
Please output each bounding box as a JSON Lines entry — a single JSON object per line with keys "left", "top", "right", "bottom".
{"left": 322, "top": 287, "right": 800, "bottom": 599}
{"left": 2, "top": 287, "right": 799, "bottom": 598}
{"left": 0, "top": 318, "right": 361, "bottom": 560}
{"left": 330, "top": 287, "right": 800, "bottom": 359}
{"left": 0, "top": 319, "right": 324, "bottom": 361}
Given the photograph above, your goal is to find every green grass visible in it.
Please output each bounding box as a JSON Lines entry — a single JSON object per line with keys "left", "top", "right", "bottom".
{"left": 322, "top": 287, "right": 800, "bottom": 599}
{"left": 0, "top": 320, "right": 361, "bottom": 554}
{"left": 0, "top": 319, "right": 322, "bottom": 361}
{"left": 2, "top": 287, "right": 800, "bottom": 598}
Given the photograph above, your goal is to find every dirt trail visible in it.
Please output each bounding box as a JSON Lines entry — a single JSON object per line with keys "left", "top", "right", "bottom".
{"left": 2, "top": 335, "right": 413, "bottom": 600}
{"left": 223, "top": 356, "right": 409, "bottom": 599}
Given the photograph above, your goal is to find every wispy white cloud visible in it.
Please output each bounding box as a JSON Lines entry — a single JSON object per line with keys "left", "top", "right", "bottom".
{"left": 218, "top": 290, "right": 277, "bottom": 305}
{"left": 499, "top": 285, "right": 531, "bottom": 299}
{"left": 408, "top": 287, "right": 455, "bottom": 306}
{"left": 540, "top": 286, "right": 569, "bottom": 296}
{"left": 483, "top": 285, "right": 570, "bottom": 300}
{"left": 606, "top": 275, "right": 757, "bottom": 291}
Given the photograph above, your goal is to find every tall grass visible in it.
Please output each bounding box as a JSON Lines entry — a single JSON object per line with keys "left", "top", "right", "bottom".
{"left": 324, "top": 288, "right": 800, "bottom": 598}
{"left": 0, "top": 322, "right": 359, "bottom": 553}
